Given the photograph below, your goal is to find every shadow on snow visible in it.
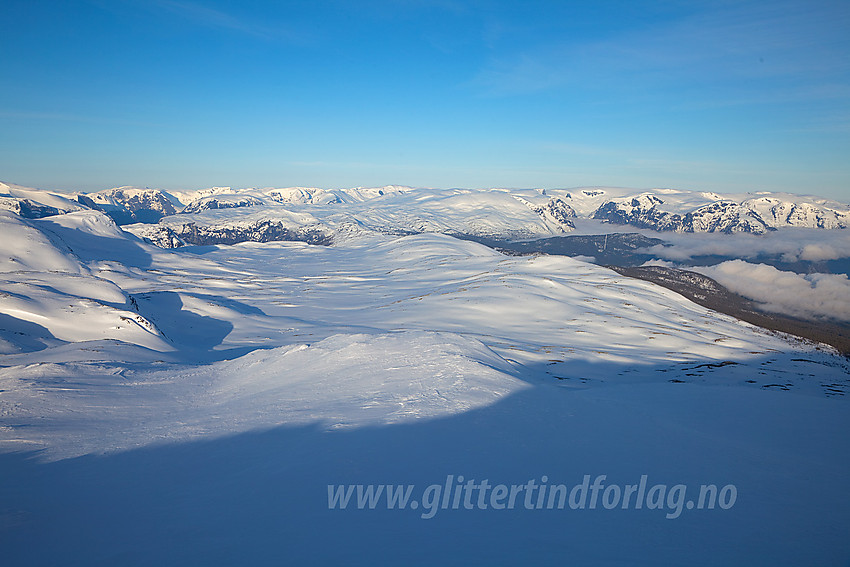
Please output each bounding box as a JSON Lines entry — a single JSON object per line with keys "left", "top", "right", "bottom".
{"left": 0, "top": 351, "right": 849, "bottom": 566}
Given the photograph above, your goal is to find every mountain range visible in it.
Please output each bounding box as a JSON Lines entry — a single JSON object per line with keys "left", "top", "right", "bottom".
{"left": 1, "top": 179, "right": 848, "bottom": 565}
{"left": 3, "top": 182, "right": 848, "bottom": 249}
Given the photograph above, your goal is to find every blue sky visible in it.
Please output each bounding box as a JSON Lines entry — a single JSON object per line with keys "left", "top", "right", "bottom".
{"left": 1, "top": 0, "right": 849, "bottom": 200}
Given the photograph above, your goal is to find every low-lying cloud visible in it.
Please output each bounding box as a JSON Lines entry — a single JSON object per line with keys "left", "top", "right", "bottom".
{"left": 693, "top": 260, "right": 850, "bottom": 322}
{"left": 796, "top": 243, "right": 843, "bottom": 262}
{"left": 644, "top": 228, "right": 850, "bottom": 263}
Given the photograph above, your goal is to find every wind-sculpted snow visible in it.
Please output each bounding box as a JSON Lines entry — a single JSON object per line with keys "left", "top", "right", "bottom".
{"left": 0, "top": 272, "right": 167, "bottom": 354}
{"left": 0, "top": 211, "right": 85, "bottom": 273}
{"left": 0, "top": 210, "right": 169, "bottom": 355}
{"left": 1, "top": 194, "right": 849, "bottom": 565}
{"left": 0, "top": 331, "right": 527, "bottom": 458}
{"left": 1, "top": 212, "right": 848, "bottom": 457}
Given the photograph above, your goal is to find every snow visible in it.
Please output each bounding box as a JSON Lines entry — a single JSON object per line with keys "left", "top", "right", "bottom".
{"left": 109, "top": 185, "right": 850, "bottom": 249}
{"left": 0, "top": 211, "right": 84, "bottom": 273}
{"left": 132, "top": 187, "right": 582, "bottom": 245}
{"left": 0, "top": 181, "right": 87, "bottom": 213}
{"left": 0, "top": 185, "right": 849, "bottom": 565}
{"left": 265, "top": 186, "right": 338, "bottom": 205}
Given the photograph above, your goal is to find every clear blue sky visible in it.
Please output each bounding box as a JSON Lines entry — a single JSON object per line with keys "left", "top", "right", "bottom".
{"left": 2, "top": 0, "right": 849, "bottom": 200}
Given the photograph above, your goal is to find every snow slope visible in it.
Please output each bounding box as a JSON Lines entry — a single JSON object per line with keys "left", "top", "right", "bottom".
{"left": 83, "top": 186, "right": 179, "bottom": 224}
{"left": 0, "top": 188, "right": 848, "bottom": 565}
{"left": 126, "top": 185, "right": 849, "bottom": 246}
{"left": 126, "top": 187, "right": 578, "bottom": 246}
{"left": 2, "top": 210, "right": 846, "bottom": 453}
{"left": 0, "top": 181, "right": 88, "bottom": 218}
{"left": 4, "top": 181, "right": 848, "bottom": 245}
{"left": 589, "top": 189, "right": 850, "bottom": 234}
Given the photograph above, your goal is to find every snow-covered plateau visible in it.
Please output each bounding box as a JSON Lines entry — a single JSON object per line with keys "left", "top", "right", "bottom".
{"left": 1, "top": 182, "right": 849, "bottom": 565}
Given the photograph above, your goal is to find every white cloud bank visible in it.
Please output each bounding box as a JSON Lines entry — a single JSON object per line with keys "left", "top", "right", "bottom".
{"left": 645, "top": 228, "right": 850, "bottom": 263}
{"left": 693, "top": 260, "right": 850, "bottom": 322}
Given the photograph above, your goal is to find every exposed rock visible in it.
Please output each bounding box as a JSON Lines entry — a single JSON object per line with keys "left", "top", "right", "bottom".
{"left": 593, "top": 195, "right": 772, "bottom": 234}
{"left": 180, "top": 195, "right": 264, "bottom": 214}
{"left": 0, "top": 196, "right": 61, "bottom": 219}
{"left": 133, "top": 219, "right": 333, "bottom": 248}
{"left": 86, "top": 188, "right": 178, "bottom": 225}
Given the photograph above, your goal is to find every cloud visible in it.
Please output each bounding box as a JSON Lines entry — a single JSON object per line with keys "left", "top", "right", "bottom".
{"left": 798, "top": 243, "right": 843, "bottom": 262}
{"left": 645, "top": 229, "right": 850, "bottom": 263}
{"left": 693, "top": 260, "right": 850, "bottom": 322}
{"left": 640, "top": 259, "right": 676, "bottom": 268}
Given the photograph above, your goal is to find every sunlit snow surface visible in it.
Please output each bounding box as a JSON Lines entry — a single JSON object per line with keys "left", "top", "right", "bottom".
{"left": 1, "top": 209, "right": 849, "bottom": 565}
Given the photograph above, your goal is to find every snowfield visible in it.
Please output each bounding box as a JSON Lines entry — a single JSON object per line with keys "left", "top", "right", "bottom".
{"left": 1, "top": 186, "right": 849, "bottom": 565}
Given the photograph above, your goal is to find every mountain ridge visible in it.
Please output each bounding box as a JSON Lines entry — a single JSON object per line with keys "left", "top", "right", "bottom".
{"left": 1, "top": 182, "right": 847, "bottom": 248}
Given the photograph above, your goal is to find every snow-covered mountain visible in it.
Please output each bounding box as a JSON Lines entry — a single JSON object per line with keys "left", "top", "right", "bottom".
{"left": 743, "top": 195, "right": 850, "bottom": 229}
{"left": 593, "top": 195, "right": 773, "bottom": 234}
{"left": 1, "top": 180, "right": 849, "bottom": 565}
{"left": 126, "top": 186, "right": 578, "bottom": 247}
{"left": 590, "top": 190, "right": 849, "bottom": 234}
{"left": 2, "top": 202, "right": 846, "bottom": 448}
{"left": 179, "top": 193, "right": 265, "bottom": 214}
{"left": 134, "top": 185, "right": 849, "bottom": 246}
{"left": 2, "top": 182, "right": 846, "bottom": 247}
{"left": 0, "top": 181, "right": 88, "bottom": 218}
{"left": 82, "top": 186, "right": 179, "bottom": 224}
{"left": 0, "top": 210, "right": 169, "bottom": 353}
